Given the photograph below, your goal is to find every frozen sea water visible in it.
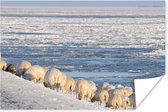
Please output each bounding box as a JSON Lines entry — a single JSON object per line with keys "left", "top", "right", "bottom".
{"left": 0, "top": 7, "right": 165, "bottom": 87}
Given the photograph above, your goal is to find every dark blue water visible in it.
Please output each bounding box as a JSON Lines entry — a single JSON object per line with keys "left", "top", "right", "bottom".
{"left": 0, "top": 8, "right": 165, "bottom": 87}
{"left": 1, "top": 45, "right": 165, "bottom": 81}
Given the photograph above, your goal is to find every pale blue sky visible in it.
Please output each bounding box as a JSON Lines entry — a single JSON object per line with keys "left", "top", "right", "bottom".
{"left": 1, "top": 1, "right": 165, "bottom": 7}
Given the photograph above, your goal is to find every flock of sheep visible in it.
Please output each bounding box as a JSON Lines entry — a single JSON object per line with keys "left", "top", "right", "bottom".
{"left": 0, "top": 60, "right": 136, "bottom": 109}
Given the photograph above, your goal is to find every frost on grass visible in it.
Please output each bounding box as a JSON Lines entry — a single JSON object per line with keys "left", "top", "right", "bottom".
{"left": 0, "top": 71, "right": 110, "bottom": 109}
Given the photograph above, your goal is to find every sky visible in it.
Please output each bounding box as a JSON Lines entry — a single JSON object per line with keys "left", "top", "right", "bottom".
{"left": 0, "top": 1, "right": 165, "bottom": 7}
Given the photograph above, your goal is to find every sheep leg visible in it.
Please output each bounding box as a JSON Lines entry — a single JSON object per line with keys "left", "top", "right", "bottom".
{"left": 61, "top": 86, "right": 65, "bottom": 93}
{"left": 81, "top": 95, "right": 85, "bottom": 100}
{"left": 32, "top": 79, "right": 36, "bottom": 83}
{"left": 79, "top": 94, "right": 84, "bottom": 100}
{"left": 56, "top": 84, "right": 59, "bottom": 92}
{"left": 78, "top": 94, "right": 82, "bottom": 100}
{"left": 99, "top": 101, "right": 102, "bottom": 105}
{"left": 50, "top": 86, "right": 55, "bottom": 90}
{"left": 76, "top": 93, "right": 79, "bottom": 99}
{"left": 39, "top": 78, "right": 44, "bottom": 84}
{"left": 116, "top": 104, "right": 119, "bottom": 109}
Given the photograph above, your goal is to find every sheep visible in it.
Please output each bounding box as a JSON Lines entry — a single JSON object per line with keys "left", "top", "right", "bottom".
{"left": 5, "top": 64, "right": 16, "bottom": 74}
{"left": 75, "top": 79, "right": 97, "bottom": 101}
{"left": 23, "top": 65, "right": 45, "bottom": 84}
{"left": 59, "top": 73, "right": 67, "bottom": 93}
{"left": 106, "top": 93, "right": 130, "bottom": 109}
{"left": 125, "top": 87, "right": 133, "bottom": 96}
{"left": 121, "top": 95, "right": 130, "bottom": 109}
{"left": 113, "top": 88, "right": 123, "bottom": 95}
{"left": 44, "top": 68, "right": 67, "bottom": 93}
{"left": 113, "top": 87, "right": 133, "bottom": 97}
{"left": 87, "top": 80, "right": 97, "bottom": 98}
{"left": 129, "top": 94, "right": 136, "bottom": 108}
{"left": 0, "top": 60, "right": 7, "bottom": 71}
{"left": 97, "top": 82, "right": 115, "bottom": 92}
{"left": 97, "top": 82, "right": 110, "bottom": 92}
{"left": 64, "top": 76, "right": 75, "bottom": 93}
{"left": 75, "top": 79, "right": 89, "bottom": 100}
{"left": 16, "top": 60, "right": 31, "bottom": 77}
{"left": 99, "top": 90, "right": 109, "bottom": 104}
{"left": 74, "top": 79, "right": 79, "bottom": 97}
{"left": 108, "top": 89, "right": 115, "bottom": 95}
{"left": 91, "top": 90, "right": 109, "bottom": 104}
{"left": 106, "top": 94, "right": 123, "bottom": 109}
{"left": 91, "top": 91, "right": 100, "bottom": 102}
{"left": 105, "top": 84, "right": 115, "bottom": 91}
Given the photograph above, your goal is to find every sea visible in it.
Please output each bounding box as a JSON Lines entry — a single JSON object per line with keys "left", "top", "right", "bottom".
{"left": 0, "top": 7, "right": 165, "bottom": 87}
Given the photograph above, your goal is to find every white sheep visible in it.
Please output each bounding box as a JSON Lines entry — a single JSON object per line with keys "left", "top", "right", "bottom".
{"left": 106, "top": 94, "right": 122, "bottom": 109}
{"left": 91, "top": 90, "right": 109, "bottom": 104}
{"left": 75, "top": 79, "right": 89, "bottom": 100}
{"left": 16, "top": 60, "right": 31, "bottom": 77}
{"left": 64, "top": 76, "right": 75, "bottom": 93}
{"left": 59, "top": 73, "right": 67, "bottom": 93}
{"left": 121, "top": 95, "right": 130, "bottom": 109}
{"left": 44, "top": 68, "right": 67, "bottom": 93}
{"left": 87, "top": 80, "right": 97, "bottom": 99}
{"left": 113, "top": 87, "right": 133, "bottom": 97}
{"left": 75, "top": 79, "right": 97, "bottom": 101}
{"left": 105, "top": 84, "right": 115, "bottom": 91}
{"left": 0, "top": 60, "right": 7, "bottom": 71}
{"left": 106, "top": 94, "right": 130, "bottom": 109}
{"left": 125, "top": 87, "right": 133, "bottom": 96}
{"left": 23, "top": 65, "right": 45, "bottom": 84}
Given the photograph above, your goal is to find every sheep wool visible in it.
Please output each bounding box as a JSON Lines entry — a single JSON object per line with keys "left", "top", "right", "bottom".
{"left": 113, "top": 87, "right": 133, "bottom": 97}
{"left": 5, "top": 64, "right": 16, "bottom": 74}
{"left": 16, "top": 60, "right": 31, "bottom": 77}
{"left": 44, "top": 68, "right": 67, "bottom": 93}
{"left": 0, "top": 60, "right": 7, "bottom": 71}
{"left": 64, "top": 76, "right": 75, "bottom": 93}
{"left": 23, "top": 65, "right": 45, "bottom": 84}
{"left": 106, "top": 94, "right": 122, "bottom": 109}
{"left": 76, "top": 79, "right": 96, "bottom": 101}
{"left": 97, "top": 82, "right": 110, "bottom": 92}
{"left": 121, "top": 95, "right": 130, "bottom": 109}
{"left": 92, "top": 90, "right": 109, "bottom": 104}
